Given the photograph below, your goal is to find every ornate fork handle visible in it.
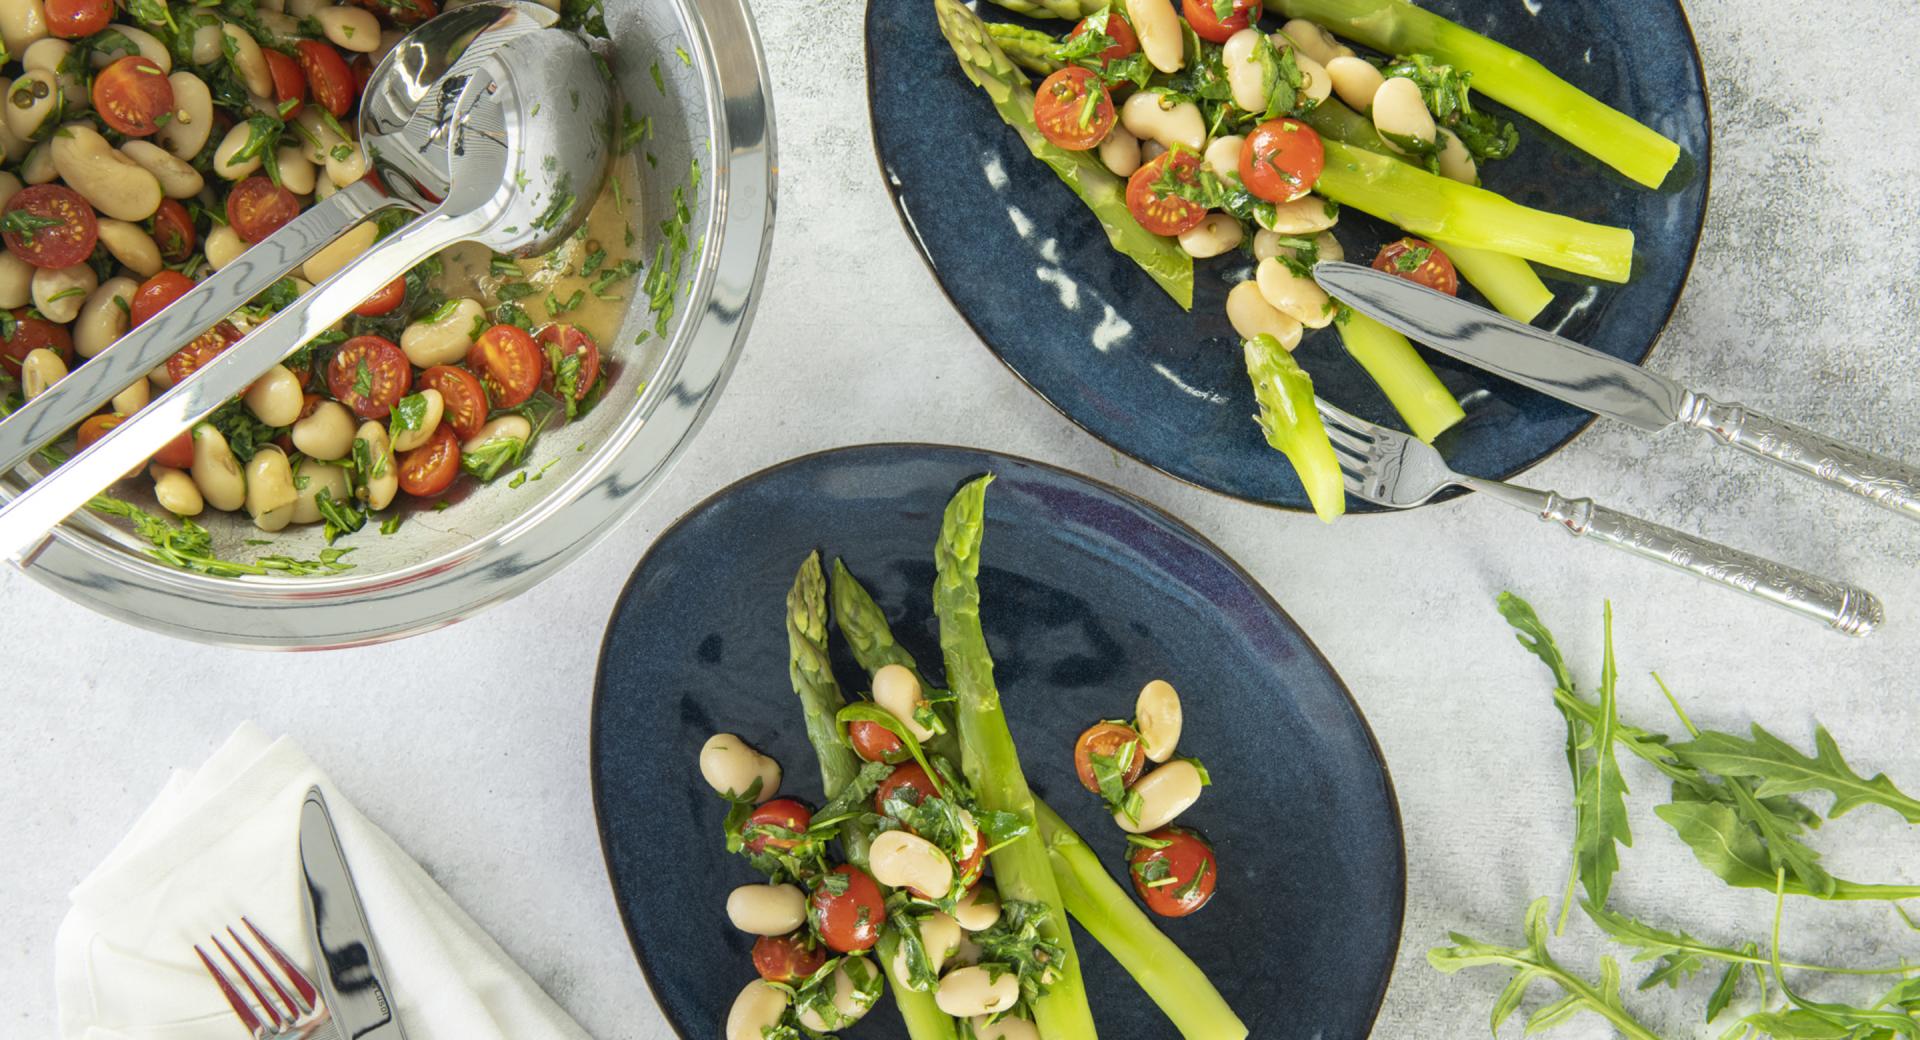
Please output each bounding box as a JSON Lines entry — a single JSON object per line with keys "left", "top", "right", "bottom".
{"left": 1681, "top": 393, "right": 1920, "bottom": 521}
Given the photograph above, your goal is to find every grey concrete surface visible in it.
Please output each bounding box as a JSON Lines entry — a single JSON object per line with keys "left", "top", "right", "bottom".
{"left": 5, "top": 0, "right": 1920, "bottom": 1037}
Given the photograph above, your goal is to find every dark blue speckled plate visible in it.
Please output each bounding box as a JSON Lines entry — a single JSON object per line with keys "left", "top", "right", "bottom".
{"left": 866, "top": 1, "right": 1711, "bottom": 511}
{"left": 592, "top": 444, "right": 1404, "bottom": 1039}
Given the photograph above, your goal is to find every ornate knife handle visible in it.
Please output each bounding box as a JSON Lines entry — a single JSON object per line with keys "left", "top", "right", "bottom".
{"left": 1681, "top": 393, "right": 1920, "bottom": 521}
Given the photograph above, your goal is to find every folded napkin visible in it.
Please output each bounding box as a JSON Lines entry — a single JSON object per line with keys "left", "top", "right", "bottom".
{"left": 55, "top": 723, "right": 594, "bottom": 1040}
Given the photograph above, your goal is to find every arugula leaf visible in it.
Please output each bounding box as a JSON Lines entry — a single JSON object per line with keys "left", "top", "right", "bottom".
{"left": 1380, "top": 53, "right": 1518, "bottom": 161}
{"left": 974, "top": 900, "right": 1069, "bottom": 1007}
{"left": 205, "top": 399, "right": 280, "bottom": 463}
{"left": 1569, "top": 604, "right": 1633, "bottom": 912}
{"left": 1672, "top": 726, "right": 1920, "bottom": 824}
{"left": 1427, "top": 898, "right": 1663, "bottom": 1040}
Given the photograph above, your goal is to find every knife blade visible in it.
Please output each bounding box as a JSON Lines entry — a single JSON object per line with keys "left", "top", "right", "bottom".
{"left": 300, "top": 787, "right": 408, "bottom": 1040}
{"left": 1314, "top": 260, "right": 1920, "bottom": 522}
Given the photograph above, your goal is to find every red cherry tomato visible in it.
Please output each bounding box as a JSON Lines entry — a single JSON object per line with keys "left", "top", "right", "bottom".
{"left": 352, "top": 276, "right": 406, "bottom": 317}
{"left": 3, "top": 185, "right": 97, "bottom": 268}
{"left": 1073, "top": 722, "right": 1145, "bottom": 793}
{"left": 1371, "top": 237, "right": 1459, "bottom": 296}
{"left": 164, "top": 323, "right": 241, "bottom": 384}
{"left": 752, "top": 934, "right": 827, "bottom": 985}
{"left": 1127, "top": 826, "right": 1219, "bottom": 917}
{"left": 1182, "top": 0, "right": 1262, "bottom": 43}
{"left": 1033, "top": 67, "right": 1116, "bottom": 152}
{"left": 44, "top": 0, "right": 112, "bottom": 38}
{"left": 264, "top": 48, "right": 306, "bottom": 118}
{"left": 874, "top": 762, "right": 938, "bottom": 816}
{"left": 226, "top": 176, "right": 301, "bottom": 243}
{"left": 1239, "top": 117, "right": 1325, "bottom": 202}
{"left": 810, "top": 865, "right": 886, "bottom": 953}
{"left": 75, "top": 413, "right": 121, "bottom": 451}
{"left": 92, "top": 56, "right": 173, "bottom": 136}
{"left": 1125, "top": 151, "right": 1208, "bottom": 237}
{"left": 149, "top": 199, "right": 196, "bottom": 265}
{"left": 295, "top": 40, "right": 356, "bottom": 117}
{"left": 414, "top": 365, "right": 487, "bottom": 440}
{"left": 535, "top": 323, "right": 602, "bottom": 403}
{"left": 1067, "top": 10, "right": 1138, "bottom": 60}
{"left": 849, "top": 721, "right": 907, "bottom": 764}
{"left": 953, "top": 825, "right": 987, "bottom": 885}
{"left": 350, "top": 53, "right": 374, "bottom": 96}
{"left": 131, "top": 270, "right": 194, "bottom": 327}
{"left": 397, "top": 423, "right": 461, "bottom": 497}
{"left": 327, "top": 334, "right": 411, "bottom": 419}
{"left": 153, "top": 430, "right": 195, "bottom": 470}
{"left": 741, "top": 798, "right": 813, "bottom": 854}
{"left": 0, "top": 310, "right": 73, "bottom": 375}
{"left": 466, "top": 323, "right": 542, "bottom": 408}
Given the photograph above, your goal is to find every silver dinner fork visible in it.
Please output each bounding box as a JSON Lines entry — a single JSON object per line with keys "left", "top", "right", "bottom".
{"left": 194, "top": 918, "right": 337, "bottom": 1040}
{"left": 1313, "top": 397, "right": 1884, "bottom": 637}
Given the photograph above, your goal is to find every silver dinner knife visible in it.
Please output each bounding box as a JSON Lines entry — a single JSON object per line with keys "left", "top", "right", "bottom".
{"left": 1314, "top": 261, "right": 1920, "bottom": 522}
{"left": 300, "top": 787, "right": 408, "bottom": 1040}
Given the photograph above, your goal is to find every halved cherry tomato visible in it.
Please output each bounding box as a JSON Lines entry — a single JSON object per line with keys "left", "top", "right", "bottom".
{"left": 466, "top": 324, "right": 542, "bottom": 408}
{"left": 535, "top": 323, "right": 602, "bottom": 402}
{"left": 45, "top": 0, "right": 112, "bottom": 38}
{"left": 809, "top": 864, "right": 886, "bottom": 953}
{"left": 149, "top": 199, "right": 196, "bottom": 265}
{"left": 1034, "top": 66, "right": 1116, "bottom": 152}
{"left": 3, "top": 185, "right": 98, "bottom": 269}
{"left": 0, "top": 310, "right": 73, "bottom": 375}
{"left": 874, "top": 762, "right": 937, "bottom": 816}
{"left": 93, "top": 56, "right": 173, "bottom": 136}
{"left": 397, "top": 423, "right": 460, "bottom": 497}
{"left": 165, "top": 322, "right": 241, "bottom": 384}
{"left": 350, "top": 53, "right": 374, "bottom": 96}
{"left": 1182, "top": 0, "right": 1262, "bottom": 43}
{"left": 1239, "top": 117, "right": 1325, "bottom": 202}
{"left": 953, "top": 825, "right": 987, "bottom": 885}
{"left": 264, "top": 48, "right": 306, "bottom": 118}
{"left": 153, "top": 430, "right": 195, "bottom": 470}
{"left": 227, "top": 176, "right": 300, "bottom": 243}
{"left": 296, "top": 40, "right": 355, "bottom": 117}
{"left": 131, "top": 270, "right": 195, "bottom": 327}
{"left": 1125, "top": 151, "right": 1208, "bottom": 237}
{"left": 849, "top": 721, "right": 907, "bottom": 764}
{"left": 353, "top": 276, "right": 406, "bottom": 317}
{"left": 1074, "top": 721, "right": 1146, "bottom": 793}
{"left": 414, "top": 365, "right": 487, "bottom": 439}
{"left": 752, "top": 934, "right": 827, "bottom": 985}
{"left": 326, "top": 334, "right": 411, "bottom": 418}
{"left": 1127, "top": 826, "right": 1218, "bottom": 917}
{"left": 1372, "top": 237, "right": 1459, "bottom": 296}
{"left": 742, "top": 798, "right": 813, "bottom": 854}
{"left": 76, "top": 413, "right": 121, "bottom": 451}
{"left": 1067, "top": 11, "right": 1138, "bottom": 61}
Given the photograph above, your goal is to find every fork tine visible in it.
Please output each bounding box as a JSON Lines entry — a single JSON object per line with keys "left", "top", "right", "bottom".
{"left": 213, "top": 932, "right": 287, "bottom": 1029}
{"left": 1320, "top": 421, "right": 1374, "bottom": 459}
{"left": 195, "top": 944, "right": 264, "bottom": 1036}
{"left": 1312, "top": 396, "right": 1371, "bottom": 435}
{"left": 243, "top": 917, "right": 319, "bottom": 1010}
{"left": 230, "top": 925, "right": 305, "bottom": 1021}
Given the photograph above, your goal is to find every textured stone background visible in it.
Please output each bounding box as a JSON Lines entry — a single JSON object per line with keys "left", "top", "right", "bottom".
{"left": 5, "top": 1, "right": 1919, "bottom": 1037}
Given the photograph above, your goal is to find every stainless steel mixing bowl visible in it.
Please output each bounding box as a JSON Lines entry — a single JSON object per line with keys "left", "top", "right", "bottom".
{"left": 7, "top": 0, "right": 775, "bottom": 649}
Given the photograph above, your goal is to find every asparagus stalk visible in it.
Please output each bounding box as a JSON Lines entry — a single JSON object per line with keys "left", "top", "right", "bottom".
{"left": 935, "top": 0, "right": 1194, "bottom": 309}
{"left": 1244, "top": 334, "right": 1345, "bottom": 522}
{"left": 1275, "top": 0, "right": 1682, "bottom": 189}
{"left": 936, "top": 477, "right": 1100, "bottom": 1040}
{"left": 1334, "top": 312, "right": 1463, "bottom": 443}
{"left": 1036, "top": 802, "right": 1248, "bottom": 1040}
{"left": 987, "top": 22, "right": 1067, "bottom": 76}
{"left": 830, "top": 558, "right": 926, "bottom": 681}
{"left": 1432, "top": 239, "right": 1553, "bottom": 322}
{"left": 980, "top": 0, "right": 1099, "bottom": 19}
{"left": 1317, "top": 140, "right": 1633, "bottom": 283}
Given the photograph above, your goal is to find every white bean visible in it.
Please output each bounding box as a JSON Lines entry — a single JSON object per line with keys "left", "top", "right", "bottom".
{"left": 463, "top": 414, "right": 532, "bottom": 455}
{"left": 723, "top": 981, "right": 790, "bottom": 1040}
{"left": 0, "top": 170, "right": 21, "bottom": 209}
{"left": 723, "top": 884, "right": 807, "bottom": 936}
{"left": 1129, "top": 0, "right": 1183, "bottom": 73}
{"left": 1256, "top": 255, "right": 1335, "bottom": 328}
{"left": 212, "top": 121, "right": 263, "bottom": 180}
{"left": 1139, "top": 139, "right": 1167, "bottom": 164}
{"left": 285, "top": 0, "right": 329, "bottom": 17}
{"left": 303, "top": 222, "right": 380, "bottom": 282}
{"left": 275, "top": 146, "right": 316, "bottom": 195}
{"left": 1257, "top": 195, "right": 1339, "bottom": 235}
{"left": 1226, "top": 280, "right": 1303, "bottom": 350}
{"left": 953, "top": 884, "right": 1001, "bottom": 933}
{"left": 30, "top": 262, "right": 93, "bottom": 323}
{"left": 698, "top": 732, "right": 781, "bottom": 803}
{"left": 1097, "top": 125, "right": 1140, "bottom": 177}
{"left": 972, "top": 1015, "right": 1041, "bottom": 1040}
{"left": 1281, "top": 18, "right": 1347, "bottom": 66}
{"left": 1201, "top": 134, "right": 1243, "bottom": 181}
{"left": 353, "top": 421, "right": 398, "bottom": 508}
{"left": 873, "top": 663, "right": 936, "bottom": 741}
{"left": 18, "top": 139, "right": 54, "bottom": 183}
{"left": 110, "top": 374, "right": 148, "bottom": 413}
{"left": 324, "top": 141, "right": 367, "bottom": 187}
{"left": 19, "top": 345, "right": 63, "bottom": 398}
{"left": 157, "top": 72, "right": 213, "bottom": 161}
{"left": 204, "top": 225, "right": 246, "bottom": 270}
{"left": 0, "top": 0, "right": 48, "bottom": 58}
{"left": 935, "top": 966, "right": 1020, "bottom": 1019}
{"left": 291, "top": 400, "right": 355, "bottom": 460}
{"left": 253, "top": 11, "right": 299, "bottom": 44}
{"left": 190, "top": 424, "right": 246, "bottom": 511}
{"left": 315, "top": 6, "right": 380, "bottom": 52}
{"left": 220, "top": 22, "right": 271, "bottom": 96}
{"left": 869, "top": 829, "right": 953, "bottom": 899}
{"left": 96, "top": 219, "right": 162, "bottom": 278}
{"left": 189, "top": 23, "right": 224, "bottom": 65}
{"left": 1177, "top": 214, "right": 1243, "bottom": 259}
{"left": 1295, "top": 52, "right": 1332, "bottom": 108}
{"left": 244, "top": 445, "right": 297, "bottom": 531}
{"left": 1221, "top": 29, "right": 1268, "bottom": 114}
{"left": 293, "top": 106, "right": 344, "bottom": 164}
{"left": 290, "top": 458, "right": 350, "bottom": 524}
{"left": 1326, "top": 55, "right": 1384, "bottom": 112}
{"left": 94, "top": 25, "right": 170, "bottom": 72}
{"left": 1119, "top": 91, "right": 1204, "bottom": 153}
{"left": 1371, "top": 76, "right": 1436, "bottom": 155}
{"left": 0, "top": 249, "right": 33, "bottom": 307}
{"left": 50, "top": 124, "right": 162, "bottom": 220}
{"left": 798, "top": 960, "right": 881, "bottom": 1032}
{"left": 1135, "top": 679, "right": 1184, "bottom": 763}
{"left": 389, "top": 388, "right": 444, "bottom": 452}
{"left": 23, "top": 39, "right": 84, "bottom": 114}
{"left": 120, "top": 139, "right": 205, "bottom": 199}
{"left": 151, "top": 464, "right": 203, "bottom": 516}
{"left": 0, "top": 84, "right": 26, "bottom": 163}
{"left": 889, "top": 912, "right": 963, "bottom": 987}
{"left": 1436, "top": 126, "right": 1477, "bottom": 184}
{"left": 244, "top": 364, "right": 304, "bottom": 427}
{"left": 5, "top": 70, "right": 61, "bottom": 142}
{"left": 398, "top": 298, "right": 482, "bottom": 367}
{"left": 1116, "top": 759, "right": 1205, "bottom": 833}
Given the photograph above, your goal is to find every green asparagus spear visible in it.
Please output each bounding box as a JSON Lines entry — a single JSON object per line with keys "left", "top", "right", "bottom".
{"left": 1244, "top": 334, "right": 1345, "bottom": 522}
{"left": 1275, "top": 0, "right": 1682, "bottom": 189}
{"left": 1334, "top": 311, "right": 1464, "bottom": 443}
{"left": 936, "top": 477, "right": 1101, "bottom": 1040}
{"left": 986, "top": 22, "right": 1067, "bottom": 76}
{"left": 786, "top": 553, "right": 861, "bottom": 803}
{"left": 979, "top": 0, "right": 1100, "bottom": 19}
{"left": 830, "top": 558, "right": 927, "bottom": 682}
{"left": 935, "top": 0, "right": 1194, "bottom": 309}
{"left": 1037, "top": 802, "right": 1248, "bottom": 1040}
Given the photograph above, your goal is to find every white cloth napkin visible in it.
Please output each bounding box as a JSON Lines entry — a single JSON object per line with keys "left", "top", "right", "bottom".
{"left": 54, "top": 723, "right": 595, "bottom": 1040}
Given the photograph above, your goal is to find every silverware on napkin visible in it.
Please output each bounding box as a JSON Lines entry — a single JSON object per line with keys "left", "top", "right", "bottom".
{"left": 301, "top": 787, "right": 408, "bottom": 1040}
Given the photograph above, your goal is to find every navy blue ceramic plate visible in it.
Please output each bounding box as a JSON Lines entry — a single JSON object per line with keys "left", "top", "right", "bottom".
{"left": 866, "top": 2, "right": 1711, "bottom": 511}
{"left": 593, "top": 444, "right": 1404, "bottom": 1038}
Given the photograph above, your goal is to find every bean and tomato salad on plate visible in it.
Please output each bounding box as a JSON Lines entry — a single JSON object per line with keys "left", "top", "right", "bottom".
{"left": 0, "top": 0, "right": 646, "bottom": 569}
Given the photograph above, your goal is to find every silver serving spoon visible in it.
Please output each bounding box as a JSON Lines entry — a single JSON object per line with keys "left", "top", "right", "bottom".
{"left": 0, "top": 13, "right": 612, "bottom": 564}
